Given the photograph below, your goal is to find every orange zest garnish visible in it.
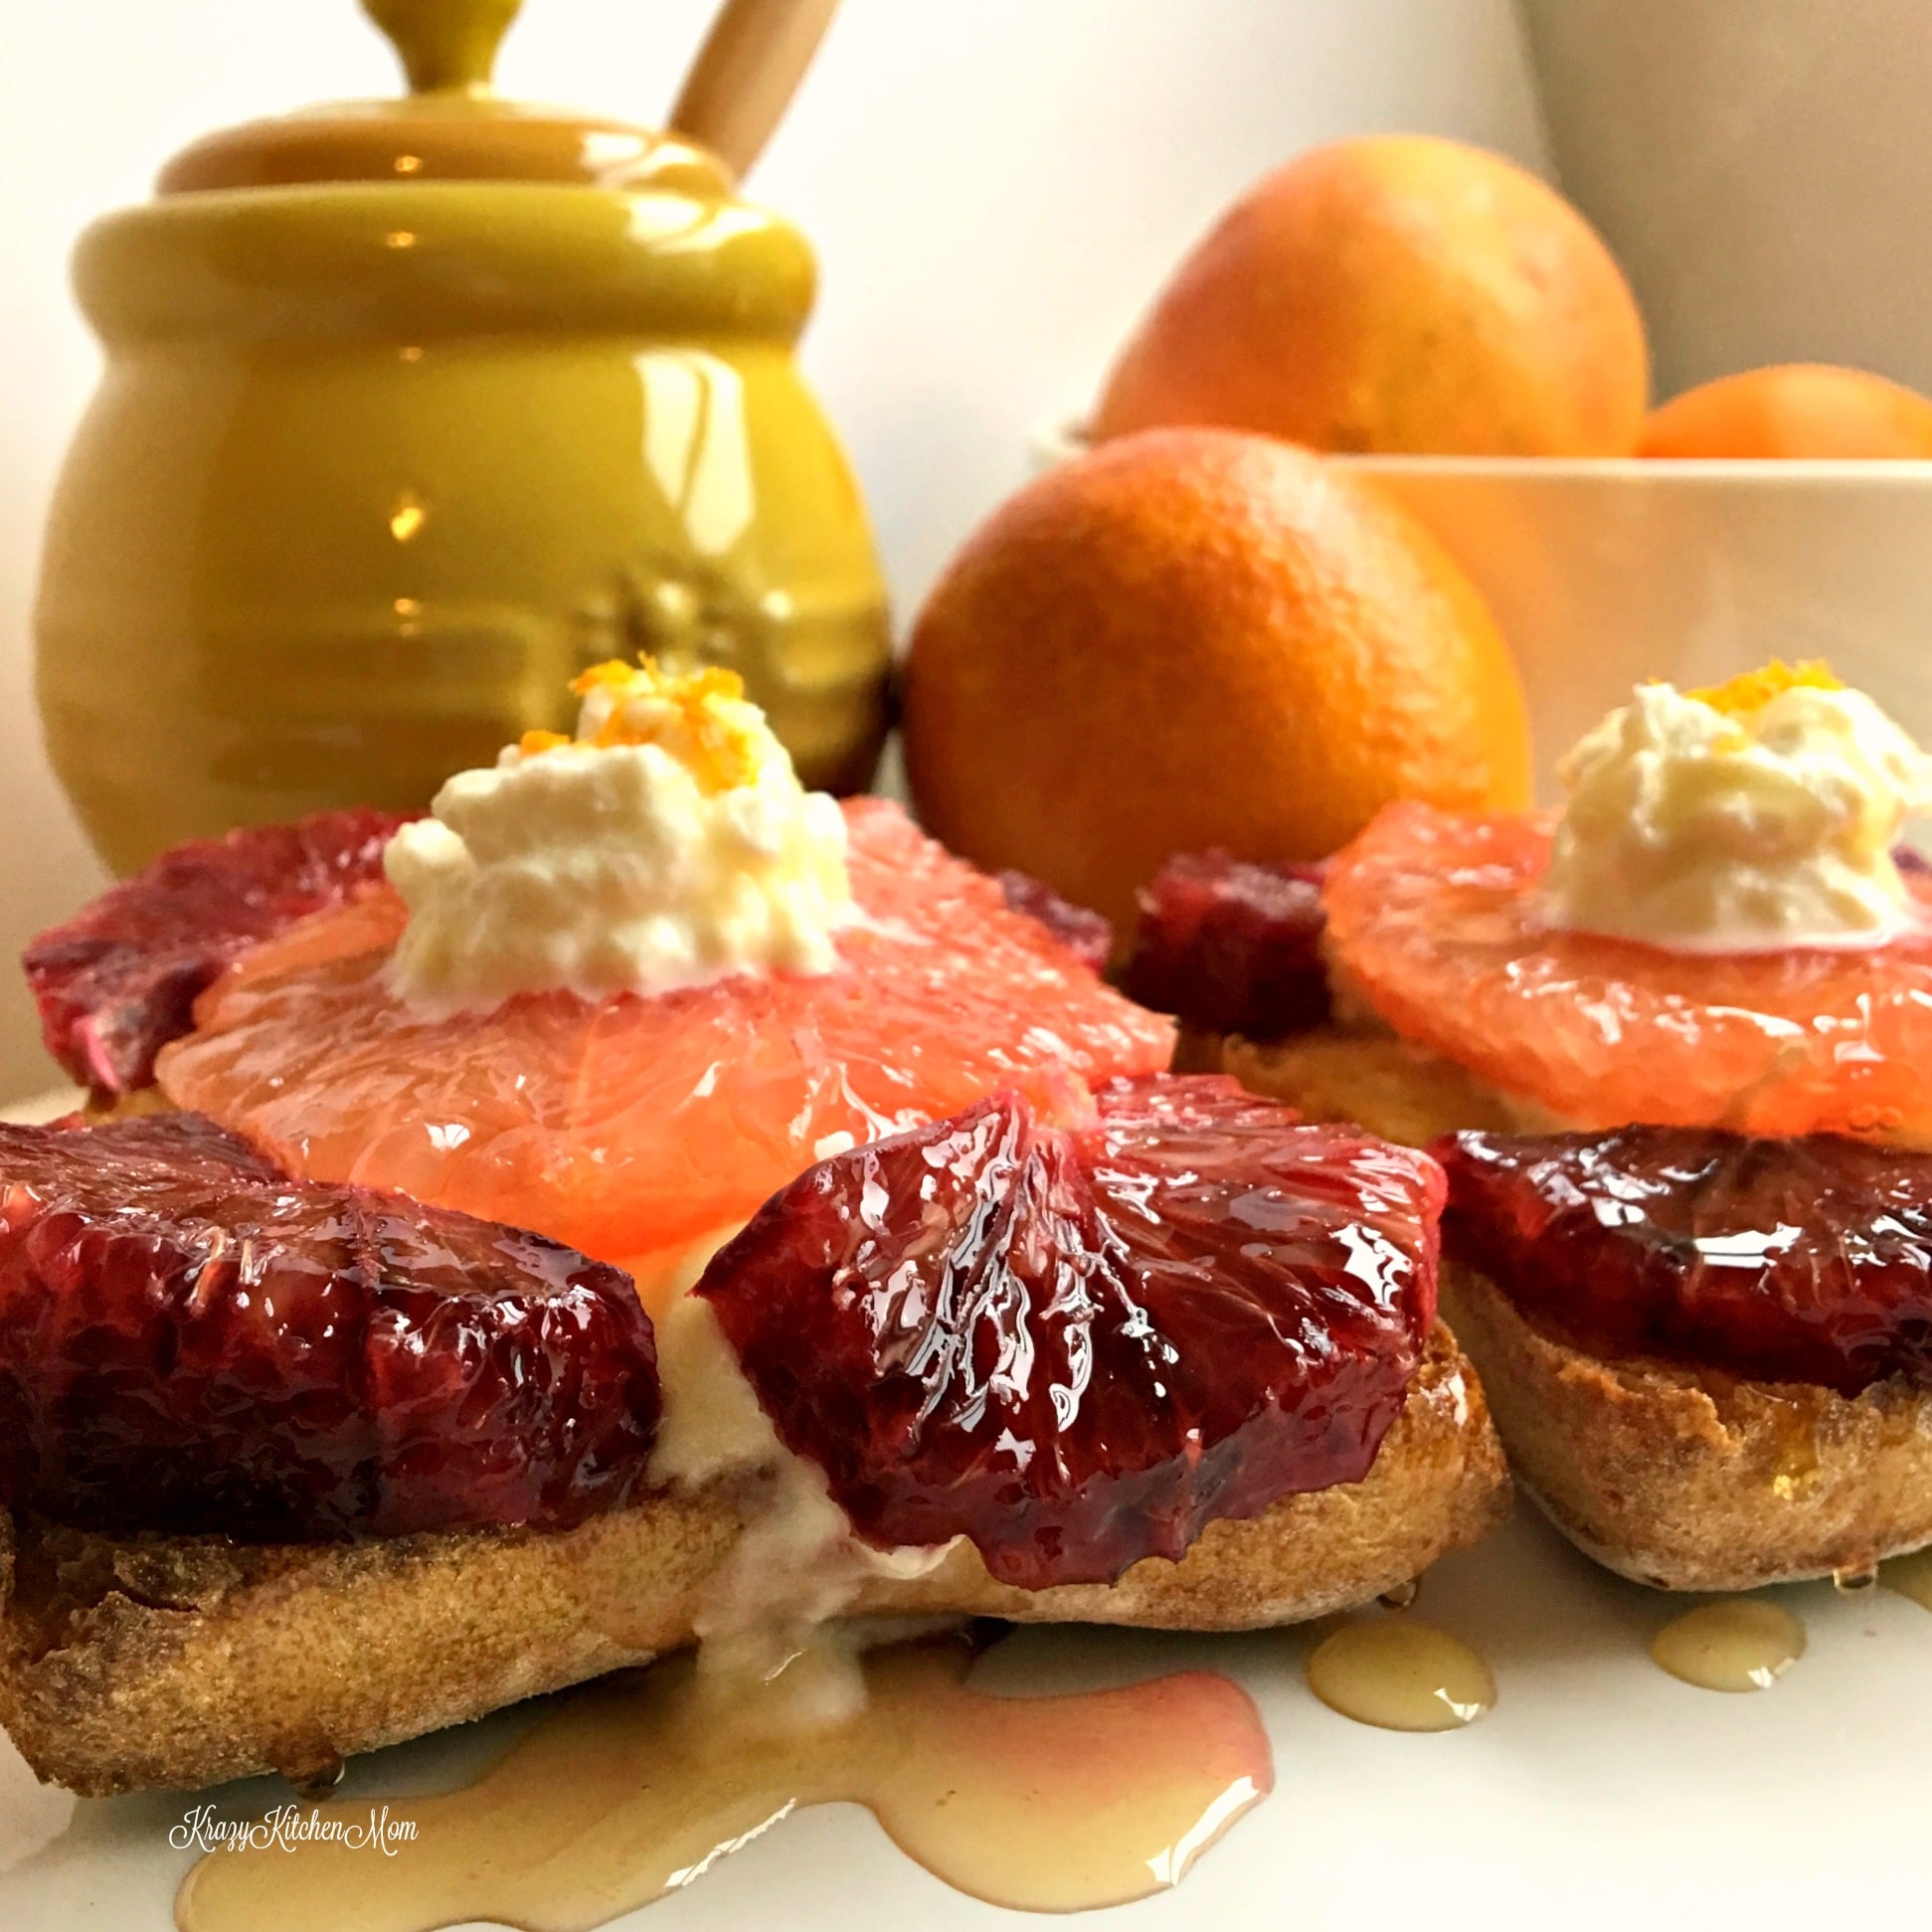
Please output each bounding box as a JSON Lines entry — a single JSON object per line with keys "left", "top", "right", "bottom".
{"left": 517, "top": 728, "right": 573, "bottom": 758}
{"left": 1686, "top": 659, "right": 1843, "bottom": 717}
{"left": 568, "top": 661, "right": 638, "bottom": 699}
{"left": 561, "top": 656, "right": 759, "bottom": 793}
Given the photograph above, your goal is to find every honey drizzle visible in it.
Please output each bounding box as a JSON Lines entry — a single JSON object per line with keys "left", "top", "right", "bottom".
{"left": 1650, "top": 1600, "right": 1805, "bottom": 1692}
{"left": 1881, "top": 1547, "right": 1932, "bottom": 1611}
{"left": 174, "top": 1636, "right": 1273, "bottom": 1932}
{"left": 1305, "top": 1618, "right": 1495, "bottom": 1732}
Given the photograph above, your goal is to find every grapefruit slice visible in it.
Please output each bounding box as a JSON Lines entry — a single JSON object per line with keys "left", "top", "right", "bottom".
{"left": 1324, "top": 802, "right": 1932, "bottom": 1141}
{"left": 158, "top": 799, "right": 1175, "bottom": 1272}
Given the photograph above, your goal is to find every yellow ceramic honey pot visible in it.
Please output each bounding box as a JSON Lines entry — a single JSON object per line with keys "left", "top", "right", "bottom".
{"left": 35, "top": 0, "right": 890, "bottom": 874}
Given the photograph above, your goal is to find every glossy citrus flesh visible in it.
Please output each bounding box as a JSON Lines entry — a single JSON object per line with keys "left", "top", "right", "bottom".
{"left": 1639, "top": 364, "right": 1932, "bottom": 459}
{"left": 903, "top": 428, "right": 1531, "bottom": 929}
{"left": 701, "top": 1075, "right": 1442, "bottom": 1587}
{"left": 1093, "top": 134, "right": 1649, "bottom": 456}
{"left": 0, "top": 1112, "right": 657, "bottom": 1540}
{"left": 1122, "top": 850, "right": 1331, "bottom": 1040}
{"left": 1440, "top": 1126, "right": 1932, "bottom": 1395}
{"left": 1325, "top": 802, "right": 1932, "bottom": 1141}
{"left": 158, "top": 799, "right": 1174, "bottom": 1268}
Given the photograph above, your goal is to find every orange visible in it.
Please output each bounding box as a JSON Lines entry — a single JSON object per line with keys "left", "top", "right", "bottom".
{"left": 1639, "top": 364, "right": 1932, "bottom": 458}
{"left": 900, "top": 428, "right": 1533, "bottom": 931}
{"left": 1092, "top": 134, "right": 1649, "bottom": 457}
{"left": 156, "top": 798, "right": 1173, "bottom": 1275}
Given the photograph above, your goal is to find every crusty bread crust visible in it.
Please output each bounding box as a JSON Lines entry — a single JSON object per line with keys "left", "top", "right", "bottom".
{"left": 0, "top": 1328, "right": 1506, "bottom": 1797}
{"left": 1443, "top": 1263, "right": 1932, "bottom": 1591}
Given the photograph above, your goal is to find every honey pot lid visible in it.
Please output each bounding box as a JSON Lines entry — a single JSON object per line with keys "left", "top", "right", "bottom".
{"left": 156, "top": 0, "right": 730, "bottom": 197}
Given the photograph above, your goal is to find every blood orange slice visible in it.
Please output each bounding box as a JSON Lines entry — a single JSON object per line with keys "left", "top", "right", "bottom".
{"left": 700, "top": 1074, "right": 1440, "bottom": 1587}
{"left": 1438, "top": 1125, "right": 1932, "bottom": 1397}
{"left": 0, "top": 1111, "right": 657, "bottom": 1540}
{"left": 23, "top": 807, "right": 408, "bottom": 1100}
{"left": 1122, "top": 851, "right": 1331, "bottom": 1039}
{"left": 158, "top": 800, "right": 1175, "bottom": 1272}
{"left": 1324, "top": 803, "right": 1932, "bottom": 1141}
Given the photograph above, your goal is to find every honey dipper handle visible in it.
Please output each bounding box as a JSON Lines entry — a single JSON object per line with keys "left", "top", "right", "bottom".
{"left": 668, "top": 0, "right": 842, "bottom": 180}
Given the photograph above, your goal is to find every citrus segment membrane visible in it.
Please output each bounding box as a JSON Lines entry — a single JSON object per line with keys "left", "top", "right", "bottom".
{"left": 699, "top": 1074, "right": 1441, "bottom": 1589}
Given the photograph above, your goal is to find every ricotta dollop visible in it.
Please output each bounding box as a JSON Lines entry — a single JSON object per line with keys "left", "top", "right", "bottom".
{"left": 1543, "top": 661, "right": 1932, "bottom": 952}
{"left": 384, "top": 659, "right": 853, "bottom": 1012}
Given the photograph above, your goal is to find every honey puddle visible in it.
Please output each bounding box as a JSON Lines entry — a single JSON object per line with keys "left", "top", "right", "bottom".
{"left": 1305, "top": 1619, "right": 1495, "bottom": 1732}
{"left": 1881, "top": 1547, "right": 1932, "bottom": 1611}
{"left": 1650, "top": 1601, "right": 1806, "bottom": 1692}
{"left": 175, "top": 1635, "right": 1273, "bottom": 1932}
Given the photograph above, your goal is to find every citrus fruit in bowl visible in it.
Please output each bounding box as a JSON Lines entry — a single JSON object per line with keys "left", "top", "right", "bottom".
{"left": 1091, "top": 134, "right": 1649, "bottom": 458}
{"left": 1639, "top": 365, "right": 1932, "bottom": 459}
{"left": 900, "top": 428, "right": 1533, "bottom": 931}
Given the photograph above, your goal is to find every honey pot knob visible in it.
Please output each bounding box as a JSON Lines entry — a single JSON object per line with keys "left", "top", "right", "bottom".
{"left": 362, "top": 0, "right": 523, "bottom": 94}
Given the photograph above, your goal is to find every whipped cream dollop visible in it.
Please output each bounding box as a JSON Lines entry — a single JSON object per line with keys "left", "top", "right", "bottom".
{"left": 385, "top": 658, "right": 854, "bottom": 1011}
{"left": 1543, "top": 661, "right": 1932, "bottom": 952}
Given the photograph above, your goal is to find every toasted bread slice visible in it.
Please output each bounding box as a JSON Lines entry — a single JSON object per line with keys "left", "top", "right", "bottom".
{"left": 0, "top": 1327, "right": 1506, "bottom": 1797}
{"left": 1195, "top": 1025, "right": 1932, "bottom": 1590}
{"left": 1442, "top": 1264, "right": 1932, "bottom": 1591}
{"left": 1190, "top": 1026, "right": 1518, "bottom": 1145}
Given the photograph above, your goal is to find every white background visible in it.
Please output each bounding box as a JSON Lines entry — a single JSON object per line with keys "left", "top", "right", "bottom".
{"left": 0, "top": 0, "right": 1548, "bottom": 1098}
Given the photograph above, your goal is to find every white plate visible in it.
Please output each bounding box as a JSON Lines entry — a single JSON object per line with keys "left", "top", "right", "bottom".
{"left": 4, "top": 1086, "right": 1929, "bottom": 1930}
